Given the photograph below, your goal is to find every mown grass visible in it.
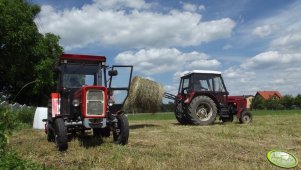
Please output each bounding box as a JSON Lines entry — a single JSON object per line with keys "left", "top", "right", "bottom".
{"left": 8, "top": 110, "right": 301, "bottom": 170}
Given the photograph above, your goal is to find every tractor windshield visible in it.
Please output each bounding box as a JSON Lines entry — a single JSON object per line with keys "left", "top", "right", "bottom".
{"left": 60, "top": 64, "right": 102, "bottom": 88}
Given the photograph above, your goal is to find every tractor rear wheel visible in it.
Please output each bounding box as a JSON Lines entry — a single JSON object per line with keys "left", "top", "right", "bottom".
{"left": 54, "top": 118, "right": 68, "bottom": 151}
{"left": 239, "top": 111, "right": 252, "bottom": 124}
{"left": 187, "top": 96, "right": 217, "bottom": 125}
{"left": 113, "top": 114, "right": 129, "bottom": 145}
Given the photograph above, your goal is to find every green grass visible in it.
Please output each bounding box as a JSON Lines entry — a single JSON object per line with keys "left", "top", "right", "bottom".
{"left": 8, "top": 110, "right": 301, "bottom": 170}
{"left": 127, "top": 109, "right": 301, "bottom": 120}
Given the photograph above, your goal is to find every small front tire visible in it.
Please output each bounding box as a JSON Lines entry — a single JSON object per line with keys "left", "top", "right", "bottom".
{"left": 112, "top": 114, "right": 129, "bottom": 145}
{"left": 54, "top": 118, "right": 68, "bottom": 151}
{"left": 239, "top": 111, "right": 252, "bottom": 124}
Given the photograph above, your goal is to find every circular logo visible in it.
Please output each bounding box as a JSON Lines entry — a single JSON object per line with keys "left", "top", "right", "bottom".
{"left": 267, "top": 150, "right": 298, "bottom": 168}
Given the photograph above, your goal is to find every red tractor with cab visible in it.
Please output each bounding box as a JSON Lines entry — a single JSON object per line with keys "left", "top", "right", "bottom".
{"left": 44, "top": 54, "right": 133, "bottom": 151}
{"left": 164, "top": 70, "right": 252, "bottom": 125}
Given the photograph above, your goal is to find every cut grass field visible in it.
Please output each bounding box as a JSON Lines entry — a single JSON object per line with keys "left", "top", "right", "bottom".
{"left": 9, "top": 110, "right": 301, "bottom": 170}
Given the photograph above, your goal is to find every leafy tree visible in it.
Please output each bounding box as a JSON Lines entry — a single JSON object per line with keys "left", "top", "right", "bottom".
{"left": 280, "top": 95, "right": 294, "bottom": 110}
{"left": 251, "top": 96, "right": 265, "bottom": 110}
{"left": 0, "top": 0, "right": 63, "bottom": 106}
{"left": 295, "top": 94, "right": 301, "bottom": 108}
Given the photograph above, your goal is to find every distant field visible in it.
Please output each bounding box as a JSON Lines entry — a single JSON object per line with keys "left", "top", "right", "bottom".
{"left": 9, "top": 110, "right": 301, "bottom": 169}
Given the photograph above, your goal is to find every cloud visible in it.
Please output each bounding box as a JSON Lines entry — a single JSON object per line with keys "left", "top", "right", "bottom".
{"left": 36, "top": 1, "right": 235, "bottom": 50}
{"left": 115, "top": 48, "right": 220, "bottom": 75}
{"left": 240, "top": 51, "right": 301, "bottom": 69}
{"left": 271, "top": 33, "right": 301, "bottom": 53}
{"left": 92, "top": 0, "right": 152, "bottom": 10}
{"left": 252, "top": 24, "right": 272, "bottom": 37}
{"left": 181, "top": 2, "right": 197, "bottom": 12}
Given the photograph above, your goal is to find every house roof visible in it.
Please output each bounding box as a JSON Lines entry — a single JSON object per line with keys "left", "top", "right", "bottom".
{"left": 256, "top": 91, "right": 282, "bottom": 100}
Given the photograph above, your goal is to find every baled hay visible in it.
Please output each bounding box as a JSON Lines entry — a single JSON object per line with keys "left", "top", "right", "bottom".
{"left": 125, "top": 76, "right": 164, "bottom": 113}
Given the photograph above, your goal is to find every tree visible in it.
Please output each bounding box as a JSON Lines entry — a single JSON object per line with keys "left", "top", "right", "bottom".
{"left": 280, "top": 95, "right": 294, "bottom": 110}
{"left": 295, "top": 94, "right": 301, "bottom": 108}
{"left": 251, "top": 96, "right": 265, "bottom": 110}
{"left": 0, "top": 0, "right": 63, "bottom": 106}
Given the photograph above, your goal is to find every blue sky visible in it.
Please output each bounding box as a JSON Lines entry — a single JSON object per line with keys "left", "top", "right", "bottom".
{"left": 31, "top": 0, "right": 301, "bottom": 96}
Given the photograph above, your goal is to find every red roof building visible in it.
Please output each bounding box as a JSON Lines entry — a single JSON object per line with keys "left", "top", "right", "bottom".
{"left": 255, "top": 91, "right": 282, "bottom": 100}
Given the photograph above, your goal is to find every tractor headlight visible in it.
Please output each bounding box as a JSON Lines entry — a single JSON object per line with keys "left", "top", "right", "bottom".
{"left": 108, "top": 99, "right": 115, "bottom": 106}
{"left": 72, "top": 99, "right": 80, "bottom": 107}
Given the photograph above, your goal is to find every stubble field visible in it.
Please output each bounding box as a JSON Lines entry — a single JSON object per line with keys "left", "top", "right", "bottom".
{"left": 9, "top": 111, "right": 301, "bottom": 169}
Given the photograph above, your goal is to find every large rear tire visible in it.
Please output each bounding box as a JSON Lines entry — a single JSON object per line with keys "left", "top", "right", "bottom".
{"left": 54, "top": 118, "right": 68, "bottom": 151}
{"left": 187, "top": 96, "right": 217, "bottom": 125}
{"left": 113, "top": 114, "right": 129, "bottom": 145}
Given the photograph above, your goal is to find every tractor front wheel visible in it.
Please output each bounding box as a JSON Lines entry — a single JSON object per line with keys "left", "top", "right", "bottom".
{"left": 187, "top": 96, "right": 217, "bottom": 125}
{"left": 54, "top": 118, "right": 68, "bottom": 151}
{"left": 174, "top": 103, "right": 191, "bottom": 125}
{"left": 239, "top": 111, "right": 252, "bottom": 124}
{"left": 47, "top": 122, "right": 55, "bottom": 142}
{"left": 112, "top": 114, "right": 129, "bottom": 145}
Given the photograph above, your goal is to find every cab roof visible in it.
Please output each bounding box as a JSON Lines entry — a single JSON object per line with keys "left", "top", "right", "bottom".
{"left": 60, "top": 53, "right": 106, "bottom": 64}
{"left": 183, "top": 70, "right": 222, "bottom": 77}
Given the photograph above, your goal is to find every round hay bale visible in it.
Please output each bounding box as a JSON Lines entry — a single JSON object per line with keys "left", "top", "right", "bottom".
{"left": 125, "top": 76, "right": 164, "bottom": 113}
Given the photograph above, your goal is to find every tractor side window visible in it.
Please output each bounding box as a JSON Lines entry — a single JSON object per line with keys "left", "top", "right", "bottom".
{"left": 183, "top": 79, "right": 189, "bottom": 89}
{"left": 213, "top": 77, "right": 225, "bottom": 92}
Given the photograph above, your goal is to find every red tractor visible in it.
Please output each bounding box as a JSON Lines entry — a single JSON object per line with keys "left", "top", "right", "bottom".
{"left": 164, "top": 70, "right": 252, "bottom": 125}
{"left": 44, "top": 54, "right": 133, "bottom": 151}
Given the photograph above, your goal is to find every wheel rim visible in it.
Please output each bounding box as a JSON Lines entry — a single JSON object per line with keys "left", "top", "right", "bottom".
{"left": 243, "top": 114, "right": 251, "bottom": 123}
{"left": 196, "top": 103, "right": 212, "bottom": 121}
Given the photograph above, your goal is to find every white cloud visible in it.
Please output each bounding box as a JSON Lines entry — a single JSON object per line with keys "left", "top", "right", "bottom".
{"left": 198, "top": 5, "right": 206, "bottom": 11}
{"left": 36, "top": 1, "right": 235, "bottom": 50}
{"left": 240, "top": 51, "right": 301, "bottom": 69}
{"left": 92, "top": 0, "right": 152, "bottom": 10}
{"left": 252, "top": 24, "right": 272, "bottom": 37}
{"left": 182, "top": 2, "right": 197, "bottom": 12}
{"left": 115, "top": 48, "right": 220, "bottom": 75}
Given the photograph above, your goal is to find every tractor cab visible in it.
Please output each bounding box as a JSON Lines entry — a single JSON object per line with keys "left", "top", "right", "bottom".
{"left": 178, "top": 70, "right": 229, "bottom": 107}
{"left": 45, "top": 53, "right": 133, "bottom": 151}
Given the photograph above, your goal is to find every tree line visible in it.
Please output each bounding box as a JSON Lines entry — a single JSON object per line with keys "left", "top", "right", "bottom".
{"left": 252, "top": 94, "right": 301, "bottom": 110}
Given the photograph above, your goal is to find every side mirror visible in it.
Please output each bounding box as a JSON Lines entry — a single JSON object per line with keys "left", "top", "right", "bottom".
{"left": 108, "top": 70, "right": 118, "bottom": 76}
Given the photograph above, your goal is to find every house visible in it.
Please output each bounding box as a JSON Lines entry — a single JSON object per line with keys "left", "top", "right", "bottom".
{"left": 255, "top": 91, "right": 282, "bottom": 100}
{"left": 252, "top": 91, "right": 282, "bottom": 109}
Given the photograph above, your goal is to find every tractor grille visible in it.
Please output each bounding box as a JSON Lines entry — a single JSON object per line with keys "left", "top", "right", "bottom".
{"left": 86, "top": 89, "right": 104, "bottom": 115}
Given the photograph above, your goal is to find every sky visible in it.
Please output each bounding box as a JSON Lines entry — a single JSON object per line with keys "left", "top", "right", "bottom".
{"left": 31, "top": 0, "right": 301, "bottom": 97}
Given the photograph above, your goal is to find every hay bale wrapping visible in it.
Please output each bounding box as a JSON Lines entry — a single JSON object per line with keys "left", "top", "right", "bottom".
{"left": 124, "top": 76, "right": 164, "bottom": 113}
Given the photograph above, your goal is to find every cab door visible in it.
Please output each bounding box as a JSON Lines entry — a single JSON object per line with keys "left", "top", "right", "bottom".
{"left": 108, "top": 65, "right": 133, "bottom": 113}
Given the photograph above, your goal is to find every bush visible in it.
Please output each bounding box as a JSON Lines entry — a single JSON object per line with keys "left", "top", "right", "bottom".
{"left": 0, "top": 107, "right": 46, "bottom": 169}
{"left": 15, "top": 107, "right": 35, "bottom": 125}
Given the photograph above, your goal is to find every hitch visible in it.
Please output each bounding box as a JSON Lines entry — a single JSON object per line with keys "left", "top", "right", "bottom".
{"left": 163, "top": 92, "right": 177, "bottom": 100}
